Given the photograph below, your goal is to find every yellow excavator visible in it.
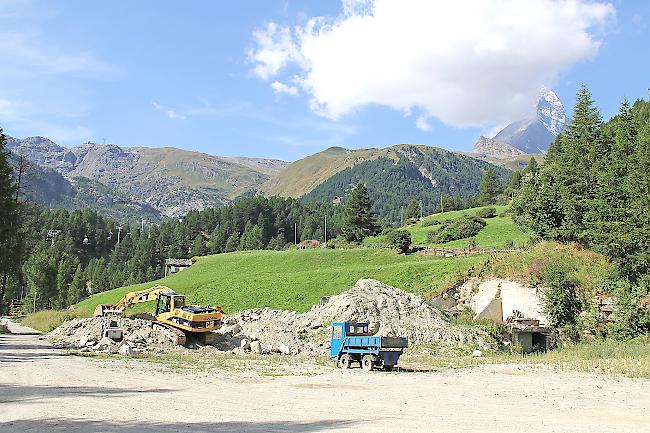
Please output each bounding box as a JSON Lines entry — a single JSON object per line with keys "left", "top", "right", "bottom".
{"left": 94, "top": 285, "right": 223, "bottom": 337}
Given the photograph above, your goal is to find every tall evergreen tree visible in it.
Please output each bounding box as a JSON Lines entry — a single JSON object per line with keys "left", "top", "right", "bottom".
{"left": 341, "top": 184, "right": 379, "bottom": 243}
{"left": 404, "top": 200, "right": 421, "bottom": 221}
{"left": 479, "top": 168, "right": 503, "bottom": 205}
{"left": 0, "top": 129, "right": 24, "bottom": 313}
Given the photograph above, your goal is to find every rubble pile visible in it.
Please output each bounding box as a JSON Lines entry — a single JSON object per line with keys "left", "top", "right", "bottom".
{"left": 216, "top": 279, "right": 486, "bottom": 355}
{"left": 47, "top": 279, "right": 486, "bottom": 357}
{"left": 47, "top": 316, "right": 181, "bottom": 355}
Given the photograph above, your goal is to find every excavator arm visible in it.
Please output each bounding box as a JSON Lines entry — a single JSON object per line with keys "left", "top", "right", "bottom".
{"left": 93, "top": 285, "right": 175, "bottom": 317}
{"left": 114, "top": 285, "right": 174, "bottom": 312}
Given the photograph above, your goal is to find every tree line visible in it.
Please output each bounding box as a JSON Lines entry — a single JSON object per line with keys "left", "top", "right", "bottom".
{"left": 513, "top": 86, "right": 650, "bottom": 338}
{"left": 0, "top": 134, "right": 348, "bottom": 313}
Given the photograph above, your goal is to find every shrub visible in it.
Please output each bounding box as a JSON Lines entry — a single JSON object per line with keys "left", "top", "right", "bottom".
{"left": 386, "top": 230, "right": 412, "bottom": 253}
{"left": 0, "top": 323, "right": 9, "bottom": 334}
{"left": 427, "top": 216, "right": 486, "bottom": 243}
{"left": 475, "top": 207, "right": 497, "bottom": 219}
{"left": 538, "top": 261, "right": 582, "bottom": 344}
{"left": 609, "top": 277, "right": 650, "bottom": 340}
{"left": 422, "top": 219, "right": 442, "bottom": 227}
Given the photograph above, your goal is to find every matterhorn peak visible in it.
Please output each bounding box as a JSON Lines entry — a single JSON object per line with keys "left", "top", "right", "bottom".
{"left": 537, "top": 87, "right": 566, "bottom": 135}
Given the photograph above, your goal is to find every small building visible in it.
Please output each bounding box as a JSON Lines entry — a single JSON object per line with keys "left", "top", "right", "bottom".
{"left": 164, "top": 258, "right": 193, "bottom": 277}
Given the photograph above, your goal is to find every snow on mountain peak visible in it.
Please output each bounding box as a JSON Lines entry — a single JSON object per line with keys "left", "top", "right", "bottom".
{"left": 537, "top": 87, "right": 566, "bottom": 135}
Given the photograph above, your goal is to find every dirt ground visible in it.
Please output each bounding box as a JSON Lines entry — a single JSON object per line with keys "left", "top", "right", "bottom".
{"left": 1, "top": 320, "right": 648, "bottom": 433}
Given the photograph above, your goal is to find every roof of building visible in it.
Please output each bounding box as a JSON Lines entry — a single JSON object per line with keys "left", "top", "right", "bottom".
{"left": 165, "top": 258, "right": 193, "bottom": 266}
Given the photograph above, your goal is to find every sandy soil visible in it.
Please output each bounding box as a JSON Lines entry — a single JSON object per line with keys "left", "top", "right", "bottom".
{"left": 1, "top": 319, "right": 648, "bottom": 433}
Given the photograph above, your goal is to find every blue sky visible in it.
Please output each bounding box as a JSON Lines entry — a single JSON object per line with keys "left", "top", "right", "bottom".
{"left": 0, "top": 0, "right": 648, "bottom": 161}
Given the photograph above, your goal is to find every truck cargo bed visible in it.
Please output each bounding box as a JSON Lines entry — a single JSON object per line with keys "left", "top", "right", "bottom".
{"left": 343, "top": 335, "right": 408, "bottom": 349}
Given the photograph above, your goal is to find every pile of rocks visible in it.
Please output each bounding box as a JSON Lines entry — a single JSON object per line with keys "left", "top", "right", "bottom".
{"left": 47, "top": 316, "right": 181, "bottom": 355}
{"left": 213, "top": 279, "right": 487, "bottom": 355}
{"left": 47, "top": 279, "right": 487, "bottom": 357}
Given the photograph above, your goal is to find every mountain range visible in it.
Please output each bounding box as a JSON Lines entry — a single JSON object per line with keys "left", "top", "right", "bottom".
{"left": 472, "top": 88, "right": 566, "bottom": 158}
{"left": 7, "top": 136, "right": 511, "bottom": 223}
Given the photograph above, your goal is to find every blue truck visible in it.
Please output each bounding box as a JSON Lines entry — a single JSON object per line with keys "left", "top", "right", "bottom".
{"left": 330, "top": 322, "right": 408, "bottom": 371}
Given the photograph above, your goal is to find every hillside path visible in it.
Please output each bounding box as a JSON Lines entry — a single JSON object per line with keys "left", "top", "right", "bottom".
{"left": 0, "top": 321, "right": 648, "bottom": 433}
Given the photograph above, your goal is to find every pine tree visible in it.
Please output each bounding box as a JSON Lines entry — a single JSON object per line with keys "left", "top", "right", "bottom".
{"left": 479, "top": 168, "right": 503, "bottom": 205}
{"left": 341, "top": 184, "right": 379, "bottom": 243}
{"left": 0, "top": 129, "right": 22, "bottom": 313}
{"left": 68, "top": 265, "right": 87, "bottom": 304}
{"left": 224, "top": 231, "right": 240, "bottom": 253}
{"left": 191, "top": 234, "right": 207, "bottom": 256}
{"left": 404, "top": 200, "right": 421, "bottom": 221}
{"left": 239, "top": 224, "right": 263, "bottom": 251}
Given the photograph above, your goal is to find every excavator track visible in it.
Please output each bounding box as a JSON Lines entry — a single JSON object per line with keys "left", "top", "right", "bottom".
{"left": 152, "top": 321, "right": 187, "bottom": 346}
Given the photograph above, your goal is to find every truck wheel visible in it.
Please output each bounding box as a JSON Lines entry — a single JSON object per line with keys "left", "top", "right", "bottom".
{"left": 383, "top": 365, "right": 394, "bottom": 372}
{"left": 339, "top": 354, "right": 351, "bottom": 369}
{"left": 361, "top": 355, "right": 374, "bottom": 371}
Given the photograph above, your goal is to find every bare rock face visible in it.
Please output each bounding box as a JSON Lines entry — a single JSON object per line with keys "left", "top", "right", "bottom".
{"left": 472, "top": 136, "right": 524, "bottom": 159}
{"left": 5, "top": 136, "right": 289, "bottom": 219}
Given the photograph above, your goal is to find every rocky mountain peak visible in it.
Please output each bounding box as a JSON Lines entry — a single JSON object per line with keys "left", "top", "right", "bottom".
{"left": 537, "top": 87, "right": 566, "bottom": 136}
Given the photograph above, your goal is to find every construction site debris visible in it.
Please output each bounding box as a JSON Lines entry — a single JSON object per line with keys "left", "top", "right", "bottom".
{"left": 48, "top": 279, "right": 486, "bottom": 356}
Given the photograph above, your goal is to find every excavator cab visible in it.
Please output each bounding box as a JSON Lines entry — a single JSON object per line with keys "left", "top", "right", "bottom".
{"left": 155, "top": 293, "right": 185, "bottom": 315}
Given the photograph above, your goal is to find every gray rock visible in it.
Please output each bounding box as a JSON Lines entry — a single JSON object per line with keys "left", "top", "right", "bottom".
{"left": 250, "top": 340, "right": 262, "bottom": 354}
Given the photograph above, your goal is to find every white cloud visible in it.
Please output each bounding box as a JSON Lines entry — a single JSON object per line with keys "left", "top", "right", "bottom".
{"left": 249, "top": 0, "right": 615, "bottom": 128}
{"left": 271, "top": 80, "right": 299, "bottom": 95}
{"left": 166, "top": 109, "right": 186, "bottom": 120}
{"left": 249, "top": 22, "right": 303, "bottom": 80}
{"left": 415, "top": 115, "right": 431, "bottom": 132}
{"left": 151, "top": 101, "right": 186, "bottom": 120}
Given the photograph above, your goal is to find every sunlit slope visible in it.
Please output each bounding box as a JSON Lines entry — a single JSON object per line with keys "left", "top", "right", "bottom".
{"left": 76, "top": 248, "right": 485, "bottom": 315}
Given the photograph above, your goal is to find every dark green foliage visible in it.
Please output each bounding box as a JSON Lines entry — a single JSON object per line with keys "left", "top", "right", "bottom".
{"left": 341, "top": 184, "right": 380, "bottom": 243}
{"left": 427, "top": 216, "right": 486, "bottom": 243}
{"left": 609, "top": 277, "right": 650, "bottom": 340}
{"left": 404, "top": 200, "right": 421, "bottom": 220}
{"left": 538, "top": 261, "right": 582, "bottom": 342}
{"left": 0, "top": 129, "right": 27, "bottom": 314}
{"left": 385, "top": 230, "right": 412, "bottom": 253}
{"left": 479, "top": 168, "right": 503, "bottom": 205}
{"left": 513, "top": 86, "right": 649, "bottom": 280}
{"left": 475, "top": 207, "right": 497, "bottom": 219}
{"left": 303, "top": 146, "right": 509, "bottom": 224}
{"left": 3, "top": 194, "right": 345, "bottom": 312}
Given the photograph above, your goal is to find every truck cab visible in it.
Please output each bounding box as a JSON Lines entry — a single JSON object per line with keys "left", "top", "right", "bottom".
{"left": 330, "top": 321, "right": 408, "bottom": 371}
{"left": 330, "top": 322, "right": 369, "bottom": 358}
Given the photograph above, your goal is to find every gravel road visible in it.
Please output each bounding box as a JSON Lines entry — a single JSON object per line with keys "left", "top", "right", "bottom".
{"left": 1, "top": 319, "right": 648, "bottom": 433}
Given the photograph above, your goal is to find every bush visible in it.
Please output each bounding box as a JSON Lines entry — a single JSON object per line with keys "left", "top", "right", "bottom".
{"left": 538, "top": 261, "right": 582, "bottom": 344}
{"left": 386, "top": 230, "right": 412, "bottom": 253}
{"left": 422, "top": 219, "right": 442, "bottom": 227}
{"left": 609, "top": 277, "right": 650, "bottom": 340}
{"left": 475, "top": 207, "right": 497, "bottom": 219}
{"left": 427, "top": 216, "right": 486, "bottom": 243}
{"left": 0, "top": 323, "right": 9, "bottom": 334}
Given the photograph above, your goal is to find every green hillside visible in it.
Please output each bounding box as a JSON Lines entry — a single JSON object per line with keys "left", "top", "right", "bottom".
{"left": 365, "top": 205, "right": 531, "bottom": 248}
{"left": 302, "top": 144, "right": 510, "bottom": 224}
{"left": 76, "top": 248, "right": 486, "bottom": 315}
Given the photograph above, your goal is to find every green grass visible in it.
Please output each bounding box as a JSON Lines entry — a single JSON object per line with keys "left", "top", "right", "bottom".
{"left": 20, "top": 310, "right": 83, "bottom": 333}
{"left": 76, "top": 248, "right": 486, "bottom": 316}
{"left": 484, "top": 241, "right": 616, "bottom": 293}
{"left": 365, "top": 205, "right": 531, "bottom": 249}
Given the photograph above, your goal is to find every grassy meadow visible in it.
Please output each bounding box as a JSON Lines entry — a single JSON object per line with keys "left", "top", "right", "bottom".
{"left": 365, "top": 205, "right": 531, "bottom": 249}
{"left": 75, "top": 248, "right": 486, "bottom": 317}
